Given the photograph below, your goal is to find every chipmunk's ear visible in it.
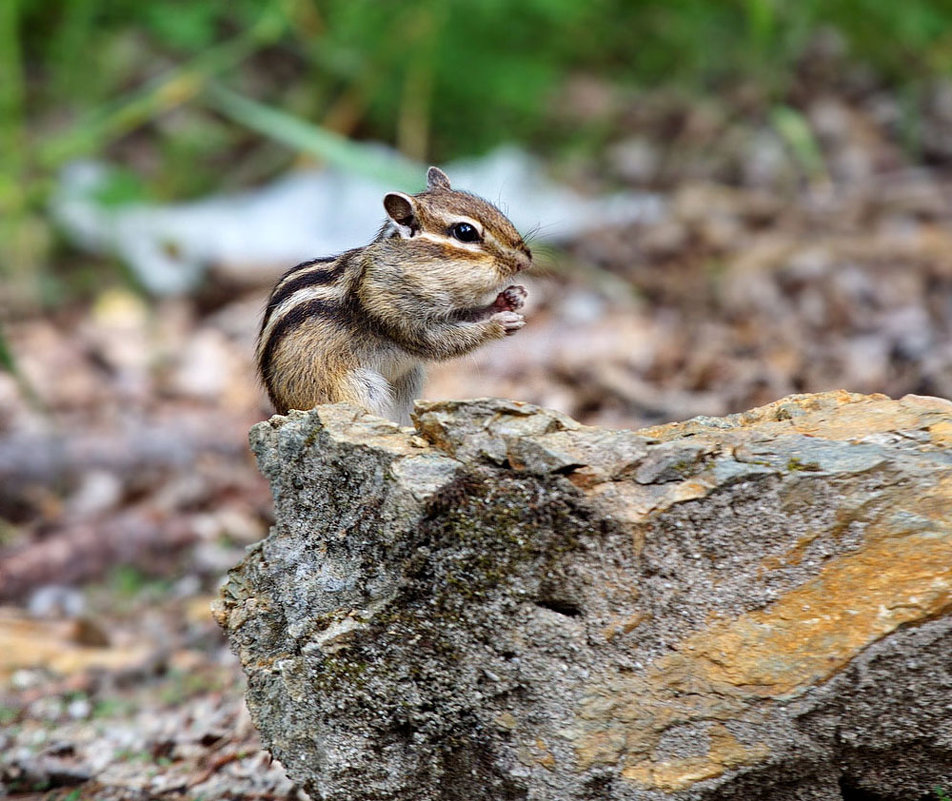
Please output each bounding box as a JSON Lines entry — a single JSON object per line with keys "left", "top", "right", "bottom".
{"left": 383, "top": 192, "right": 419, "bottom": 238}
{"left": 426, "top": 166, "right": 451, "bottom": 190}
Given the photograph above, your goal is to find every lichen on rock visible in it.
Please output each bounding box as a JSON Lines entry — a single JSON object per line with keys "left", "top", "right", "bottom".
{"left": 214, "top": 391, "right": 952, "bottom": 801}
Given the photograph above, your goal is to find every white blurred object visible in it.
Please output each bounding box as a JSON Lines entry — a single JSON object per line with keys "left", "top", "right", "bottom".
{"left": 28, "top": 584, "right": 87, "bottom": 618}
{"left": 51, "top": 146, "right": 663, "bottom": 295}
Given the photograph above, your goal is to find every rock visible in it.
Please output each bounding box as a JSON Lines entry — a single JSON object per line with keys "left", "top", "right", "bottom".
{"left": 214, "top": 391, "right": 952, "bottom": 801}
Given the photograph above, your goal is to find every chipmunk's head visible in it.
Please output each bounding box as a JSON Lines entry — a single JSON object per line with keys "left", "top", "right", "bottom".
{"left": 379, "top": 167, "right": 532, "bottom": 279}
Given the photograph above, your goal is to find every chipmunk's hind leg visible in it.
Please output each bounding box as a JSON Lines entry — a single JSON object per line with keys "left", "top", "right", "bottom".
{"left": 339, "top": 367, "right": 394, "bottom": 420}
{"left": 391, "top": 365, "right": 424, "bottom": 426}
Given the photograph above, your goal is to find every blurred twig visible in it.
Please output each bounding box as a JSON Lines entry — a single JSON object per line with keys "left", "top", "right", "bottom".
{"left": 395, "top": 2, "right": 445, "bottom": 163}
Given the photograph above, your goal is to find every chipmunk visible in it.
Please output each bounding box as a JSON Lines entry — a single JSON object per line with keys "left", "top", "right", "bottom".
{"left": 256, "top": 166, "right": 531, "bottom": 424}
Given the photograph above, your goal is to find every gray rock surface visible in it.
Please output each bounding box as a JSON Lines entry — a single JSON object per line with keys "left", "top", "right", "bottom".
{"left": 214, "top": 392, "right": 952, "bottom": 800}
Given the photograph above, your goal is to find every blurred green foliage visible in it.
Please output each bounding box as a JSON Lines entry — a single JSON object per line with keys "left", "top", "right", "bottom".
{"left": 13, "top": 0, "right": 952, "bottom": 168}
{"left": 2, "top": 0, "right": 952, "bottom": 296}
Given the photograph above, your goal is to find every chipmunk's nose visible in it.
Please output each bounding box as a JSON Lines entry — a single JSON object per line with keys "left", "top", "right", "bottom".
{"left": 515, "top": 248, "right": 532, "bottom": 272}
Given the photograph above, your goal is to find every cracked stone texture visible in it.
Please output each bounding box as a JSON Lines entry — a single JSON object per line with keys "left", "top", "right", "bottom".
{"left": 214, "top": 391, "right": 952, "bottom": 801}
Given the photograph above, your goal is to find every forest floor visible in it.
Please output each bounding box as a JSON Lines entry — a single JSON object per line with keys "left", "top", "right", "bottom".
{"left": 2, "top": 75, "right": 952, "bottom": 799}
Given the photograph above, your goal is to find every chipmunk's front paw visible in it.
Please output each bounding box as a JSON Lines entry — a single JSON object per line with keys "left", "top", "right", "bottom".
{"left": 493, "top": 285, "right": 528, "bottom": 312}
{"left": 491, "top": 310, "right": 526, "bottom": 336}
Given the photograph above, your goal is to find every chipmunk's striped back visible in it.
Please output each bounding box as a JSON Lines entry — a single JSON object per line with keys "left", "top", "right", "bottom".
{"left": 255, "top": 167, "right": 531, "bottom": 423}
{"left": 256, "top": 252, "right": 362, "bottom": 413}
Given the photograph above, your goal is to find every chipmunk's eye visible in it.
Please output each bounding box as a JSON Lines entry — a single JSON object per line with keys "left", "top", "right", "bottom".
{"left": 450, "top": 222, "right": 481, "bottom": 243}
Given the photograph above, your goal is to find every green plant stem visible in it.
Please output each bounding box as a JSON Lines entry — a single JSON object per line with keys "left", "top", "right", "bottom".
{"left": 771, "top": 105, "right": 829, "bottom": 186}
{"left": 202, "top": 83, "right": 423, "bottom": 188}
{"left": 36, "top": 8, "right": 287, "bottom": 171}
{"left": 0, "top": 0, "right": 25, "bottom": 214}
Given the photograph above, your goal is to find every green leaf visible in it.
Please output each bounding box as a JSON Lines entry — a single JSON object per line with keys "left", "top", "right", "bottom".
{"left": 91, "top": 166, "right": 150, "bottom": 208}
{"left": 771, "top": 105, "right": 827, "bottom": 183}
{"left": 0, "top": 320, "right": 17, "bottom": 377}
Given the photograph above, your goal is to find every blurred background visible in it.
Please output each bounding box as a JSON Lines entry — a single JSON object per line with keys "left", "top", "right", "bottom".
{"left": 2, "top": 1, "right": 952, "bottom": 797}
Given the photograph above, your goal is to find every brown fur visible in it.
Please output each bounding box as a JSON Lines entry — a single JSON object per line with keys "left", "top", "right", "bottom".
{"left": 256, "top": 167, "right": 531, "bottom": 424}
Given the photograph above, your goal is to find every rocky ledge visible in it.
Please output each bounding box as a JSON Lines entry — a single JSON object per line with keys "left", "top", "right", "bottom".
{"left": 214, "top": 391, "right": 952, "bottom": 801}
